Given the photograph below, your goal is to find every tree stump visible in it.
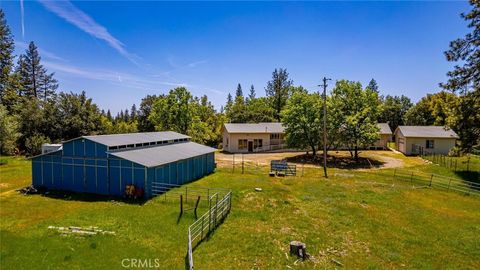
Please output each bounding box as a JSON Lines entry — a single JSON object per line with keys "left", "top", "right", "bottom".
{"left": 290, "top": 241, "right": 307, "bottom": 260}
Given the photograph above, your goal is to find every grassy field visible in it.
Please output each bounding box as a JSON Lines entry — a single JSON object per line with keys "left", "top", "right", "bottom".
{"left": 1, "top": 152, "right": 479, "bottom": 269}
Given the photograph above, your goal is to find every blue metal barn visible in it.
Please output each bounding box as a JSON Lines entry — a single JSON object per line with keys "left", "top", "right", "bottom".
{"left": 31, "top": 132, "right": 216, "bottom": 198}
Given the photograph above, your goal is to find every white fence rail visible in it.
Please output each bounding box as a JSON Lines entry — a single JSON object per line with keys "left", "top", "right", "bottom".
{"left": 187, "top": 191, "right": 232, "bottom": 270}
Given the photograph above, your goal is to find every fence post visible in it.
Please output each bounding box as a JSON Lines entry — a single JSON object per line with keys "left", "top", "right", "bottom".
{"left": 200, "top": 215, "right": 205, "bottom": 239}
{"left": 180, "top": 194, "right": 183, "bottom": 215}
{"left": 429, "top": 174, "right": 433, "bottom": 187}
{"left": 242, "top": 154, "right": 244, "bottom": 174}
{"left": 215, "top": 193, "right": 219, "bottom": 227}
{"left": 448, "top": 179, "right": 452, "bottom": 191}
{"left": 208, "top": 195, "right": 211, "bottom": 233}
{"left": 393, "top": 168, "right": 397, "bottom": 178}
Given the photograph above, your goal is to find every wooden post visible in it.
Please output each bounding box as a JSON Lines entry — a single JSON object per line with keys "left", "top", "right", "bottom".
{"left": 429, "top": 174, "right": 434, "bottom": 187}
{"left": 194, "top": 196, "right": 201, "bottom": 219}
{"left": 242, "top": 154, "right": 244, "bottom": 174}
{"left": 180, "top": 194, "right": 183, "bottom": 216}
{"left": 290, "top": 241, "right": 307, "bottom": 260}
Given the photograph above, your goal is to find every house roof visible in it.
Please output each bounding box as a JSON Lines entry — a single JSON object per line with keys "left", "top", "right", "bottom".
{"left": 109, "top": 141, "right": 216, "bottom": 167}
{"left": 378, "top": 123, "right": 392, "bottom": 135}
{"left": 223, "top": 122, "right": 284, "bottom": 133}
{"left": 81, "top": 131, "right": 190, "bottom": 147}
{"left": 395, "top": 126, "right": 459, "bottom": 139}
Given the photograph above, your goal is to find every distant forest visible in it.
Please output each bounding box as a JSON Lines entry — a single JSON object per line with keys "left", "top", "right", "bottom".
{"left": 0, "top": 1, "right": 479, "bottom": 156}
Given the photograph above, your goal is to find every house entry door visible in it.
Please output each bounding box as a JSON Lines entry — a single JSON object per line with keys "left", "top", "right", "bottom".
{"left": 248, "top": 141, "right": 253, "bottom": 152}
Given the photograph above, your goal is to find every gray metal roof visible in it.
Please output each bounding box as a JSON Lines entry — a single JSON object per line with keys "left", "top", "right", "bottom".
{"left": 377, "top": 123, "right": 392, "bottom": 135}
{"left": 82, "top": 131, "right": 190, "bottom": 147}
{"left": 109, "top": 142, "right": 215, "bottom": 167}
{"left": 223, "top": 122, "right": 284, "bottom": 133}
{"left": 396, "top": 126, "right": 459, "bottom": 138}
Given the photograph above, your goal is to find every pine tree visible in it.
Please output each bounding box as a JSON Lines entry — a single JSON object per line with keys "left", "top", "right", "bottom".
{"left": 0, "top": 10, "right": 15, "bottom": 96}
{"left": 235, "top": 83, "right": 243, "bottom": 97}
{"left": 16, "top": 41, "right": 58, "bottom": 100}
{"left": 124, "top": 109, "right": 130, "bottom": 122}
{"left": 366, "top": 78, "right": 379, "bottom": 93}
{"left": 130, "top": 104, "right": 137, "bottom": 121}
{"left": 227, "top": 93, "right": 233, "bottom": 105}
{"left": 248, "top": 85, "right": 256, "bottom": 101}
{"left": 106, "top": 109, "right": 113, "bottom": 121}
{"left": 441, "top": 0, "right": 479, "bottom": 93}
{"left": 265, "top": 68, "right": 293, "bottom": 121}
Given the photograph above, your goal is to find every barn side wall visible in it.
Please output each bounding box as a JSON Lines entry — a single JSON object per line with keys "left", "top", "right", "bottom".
{"left": 147, "top": 152, "right": 215, "bottom": 198}
{"left": 32, "top": 138, "right": 111, "bottom": 195}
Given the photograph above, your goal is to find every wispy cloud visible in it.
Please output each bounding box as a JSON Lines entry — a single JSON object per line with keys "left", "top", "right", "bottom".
{"left": 20, "top": 0, "right": 25, "bottom": 38}
{"left": 187, "top": 60, "right": 208, "bottom": 68}
{"left": 15, "top": 41, "right": 67, "bottom": 62}
{"left": 44, "top": 61, "right": 189, "bottom": 90}
{"left": 38, "top": 0, "right": 140, "bottom": 65}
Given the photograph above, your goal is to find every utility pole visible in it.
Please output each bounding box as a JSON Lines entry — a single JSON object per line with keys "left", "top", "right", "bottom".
{"left": 318, "top": 77, "right": 331, "bottom": 178}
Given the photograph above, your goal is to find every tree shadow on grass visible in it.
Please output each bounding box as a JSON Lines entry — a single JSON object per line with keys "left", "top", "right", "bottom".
{"left": 285, "top": 153, "right": 385, "bottom": 169}
{"left": 27, "top": 189, "right": 148, "bottom": 205}
{"left": 454, "top": 171, "right": 480, "bottom": 190}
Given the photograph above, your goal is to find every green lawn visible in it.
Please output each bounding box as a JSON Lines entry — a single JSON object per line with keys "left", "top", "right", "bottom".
{"left": 1, "top": 154, "right": 479, "bottom": 269}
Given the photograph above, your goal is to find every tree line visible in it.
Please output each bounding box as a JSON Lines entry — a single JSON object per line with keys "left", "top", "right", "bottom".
{"left": 1, "top": 1, "right": 478, "bottom": 157}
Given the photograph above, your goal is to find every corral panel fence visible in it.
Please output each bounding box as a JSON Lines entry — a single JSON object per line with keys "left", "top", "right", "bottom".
{"left": 187, "top": 191, "right": 232, "bottom": 270}
{"left": 150, "top": 182, "right": 232, "bottom": 270}
{"left": 392, "top": 168, "right": 480, "bottom": 195}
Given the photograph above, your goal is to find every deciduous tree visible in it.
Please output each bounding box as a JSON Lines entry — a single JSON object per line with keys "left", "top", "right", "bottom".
{"left": 330, "top": 80, "right": 381, "bottom": 161}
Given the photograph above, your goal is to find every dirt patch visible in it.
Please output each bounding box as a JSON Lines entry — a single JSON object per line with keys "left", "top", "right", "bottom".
{"left": 216, "top": 150, "right": 412, "bottom": 170}
{"left": 215, "top": 151, "right": 303, "bottom": 167}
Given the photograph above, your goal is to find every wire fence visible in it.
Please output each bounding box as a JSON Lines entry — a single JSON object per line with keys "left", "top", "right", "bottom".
{"left": 421, "top": 153, "right": 479, "bottom": 172}
{"left": 217, "top": 154, "right": 479, "bottom": 196}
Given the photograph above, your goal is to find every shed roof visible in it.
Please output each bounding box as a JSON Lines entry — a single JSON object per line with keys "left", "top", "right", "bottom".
{"left": 223, "top": 122, "right": 284, "bottom": 133}
{"left": 395, "top": 126, "right": 459, "bottom": 139}
{"left": 81, "top": 131, "right": 190, "bottom": 147}
{"left": 377, "top": 123, "right": 392, "bottom": 135}
{"left": 109, "top": 142, "right": 215, "bottom": 167}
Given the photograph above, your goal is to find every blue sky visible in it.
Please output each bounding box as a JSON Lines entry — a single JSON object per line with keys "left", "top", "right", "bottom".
{"left": 1, "top": 1, "right": 471, "bottom": 113}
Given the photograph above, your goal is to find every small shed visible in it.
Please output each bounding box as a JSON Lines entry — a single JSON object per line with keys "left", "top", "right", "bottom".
{"left": 394, "top": 126, "right": 458, "bottom": 155}
{"left": 370, "top": 123, "right": 392, "bottom": 149}
{"left": 31, "top": 132, "right": 216, "bottom": 198}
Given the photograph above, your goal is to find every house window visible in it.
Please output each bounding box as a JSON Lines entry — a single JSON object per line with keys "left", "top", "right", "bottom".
{"left": 238, "top": 139, "right": 247, "bottom": 150}
{"left": 254, "top": 139, "right": 263, "bottom": 149}
{"left": 426, "top": 140, "right": 434, "bottom": 149}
